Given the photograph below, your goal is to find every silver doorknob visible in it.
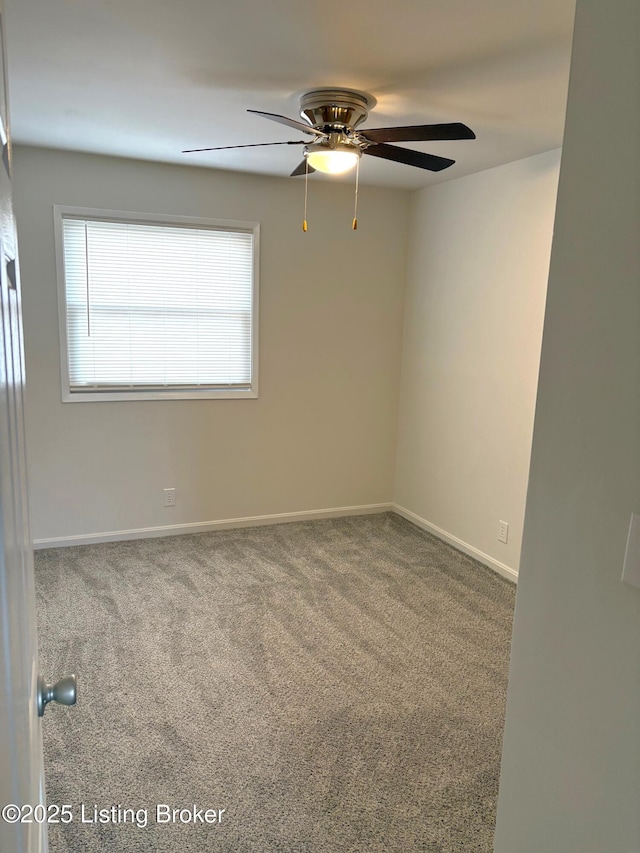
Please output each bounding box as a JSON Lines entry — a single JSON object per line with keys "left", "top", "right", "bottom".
{"left": 37, "top": 674, "right": 77, "bottom": 717}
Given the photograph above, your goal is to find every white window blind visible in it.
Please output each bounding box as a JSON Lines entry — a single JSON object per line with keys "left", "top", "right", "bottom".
{"left": 58, "top": 211, "right": 258, "bottom": 400}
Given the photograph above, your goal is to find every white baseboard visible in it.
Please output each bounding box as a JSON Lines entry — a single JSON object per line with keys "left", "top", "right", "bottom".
{"left": 32, "top": 503, "right": 394, "bottom": 549}
{"left": 33, "top": 502, "right": 519, "bottom": 584}
{"left": 391, "top": 504, "right": 518, "bottom": 583}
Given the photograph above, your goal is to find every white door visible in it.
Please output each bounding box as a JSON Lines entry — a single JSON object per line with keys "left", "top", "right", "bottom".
{"left": 0, "top": 3, "right": 47, "bottom": 850}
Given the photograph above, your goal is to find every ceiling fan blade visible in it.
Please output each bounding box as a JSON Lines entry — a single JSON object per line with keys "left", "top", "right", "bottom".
{"left": 360, "top": 123, "right": 475, "bottom": 143}
{"left": 247, "top": 109, "right": 326, "bottom": 138}
{"left": 182, "top": 140, "right": 307, "bottom": 153}
{"left": 290, "top": 160, "right": 316, "bottom": 177}
{"left": 364, "top": 142, "right": 455, "bottom": 171}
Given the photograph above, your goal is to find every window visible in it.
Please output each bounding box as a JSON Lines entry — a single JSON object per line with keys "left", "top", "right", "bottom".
{"left": 54, "top": 207, "right": 259, "bottom": 401}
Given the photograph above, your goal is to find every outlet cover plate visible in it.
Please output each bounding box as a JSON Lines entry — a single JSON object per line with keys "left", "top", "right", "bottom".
{"left": 622, "top": 512, "right": 640, "bottom": 588}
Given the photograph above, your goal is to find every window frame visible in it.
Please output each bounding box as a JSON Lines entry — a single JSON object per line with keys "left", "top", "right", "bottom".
{"left": 53, "top": 205, "right": 260, "bottom": 402}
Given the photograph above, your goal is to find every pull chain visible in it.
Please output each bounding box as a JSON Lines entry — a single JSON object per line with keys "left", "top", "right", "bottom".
{"left": 302, "top": 158, "right": 309, "bottom": 232}
{"left": 352, "top": 156, "right": 360, "bottom": 231}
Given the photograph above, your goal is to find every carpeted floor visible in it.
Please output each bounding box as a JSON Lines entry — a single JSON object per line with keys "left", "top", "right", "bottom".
{"left": 34, "top": 512, "right": 515, "bottom": 852}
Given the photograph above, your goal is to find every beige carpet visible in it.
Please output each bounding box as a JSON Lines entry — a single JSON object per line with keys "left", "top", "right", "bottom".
{"left": 35, "top": 512, "right": 515, "bottom": 852}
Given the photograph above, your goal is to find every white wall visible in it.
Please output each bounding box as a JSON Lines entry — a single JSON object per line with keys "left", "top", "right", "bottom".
{"left": 495, "top": 0, "right": 640, "bottom": 848}
{"left": 13, "top": 147, "right": 409, "bottom": 543}
{"left": 394, "top": 151, "right": 560, "bottom": 578}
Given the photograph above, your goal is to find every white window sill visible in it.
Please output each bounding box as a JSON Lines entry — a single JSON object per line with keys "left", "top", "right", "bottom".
{"left": 62, "top": 388, "right": 259, "bottom": 403}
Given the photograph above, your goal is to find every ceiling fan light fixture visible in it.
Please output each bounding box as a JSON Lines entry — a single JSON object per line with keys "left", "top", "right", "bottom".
{"left": 186, "top": 88, "right": 474, "bottom": 184}
{"left": 305, "top": 146, "right": 360, "bottom": 174}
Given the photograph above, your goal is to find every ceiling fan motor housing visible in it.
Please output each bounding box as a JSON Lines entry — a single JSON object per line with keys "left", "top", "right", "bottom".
{"left": 299, "top": 88, "right": 375, "bottom": 133}
{"left": 305, "top": 131, "right": 361, "bottom": 158}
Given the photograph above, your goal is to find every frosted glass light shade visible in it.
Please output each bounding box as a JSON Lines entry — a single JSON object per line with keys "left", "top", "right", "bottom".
{"left": 306, "top": 149, "right": 360, "bottom": 174}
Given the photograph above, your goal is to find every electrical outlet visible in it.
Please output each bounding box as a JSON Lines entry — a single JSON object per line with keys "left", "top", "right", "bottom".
{"left": 163, "top": 488, "right": 176, "bottom": 507}
{"left": 498, "top": 520, "right": 509, "bottom": 544}
{"left": 622, "top": 512, "right": 640, "bottom": 588}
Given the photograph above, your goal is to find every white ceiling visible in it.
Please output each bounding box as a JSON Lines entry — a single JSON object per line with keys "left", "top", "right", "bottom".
{"left": 3, "top": 0, "right": 576, "bottom": 190}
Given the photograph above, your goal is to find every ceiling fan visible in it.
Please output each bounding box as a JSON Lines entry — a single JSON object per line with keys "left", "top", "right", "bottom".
{"left": 183, "top": 88, "right": 476, "bottom": 177}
